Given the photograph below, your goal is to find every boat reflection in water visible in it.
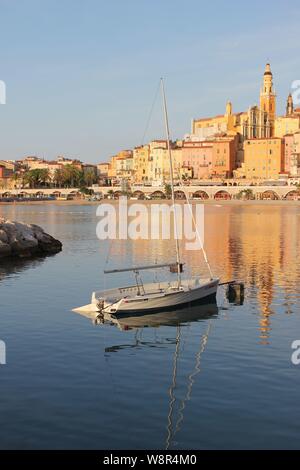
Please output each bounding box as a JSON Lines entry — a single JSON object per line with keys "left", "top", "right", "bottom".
{"left": 73, "top": 299, "right": 218, "bottom": 331}
{"left": 74, "top": 300, "right": 218, "bottom": 450}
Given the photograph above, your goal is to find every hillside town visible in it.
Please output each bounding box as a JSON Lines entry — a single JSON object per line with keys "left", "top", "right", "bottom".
{"left": 1, "top": 63, "right": 300, "bottom": 200}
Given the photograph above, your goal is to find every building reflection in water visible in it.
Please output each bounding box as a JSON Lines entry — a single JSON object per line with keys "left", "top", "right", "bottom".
{"left": 104, "top": 202, "right": 300, "bottom": 344}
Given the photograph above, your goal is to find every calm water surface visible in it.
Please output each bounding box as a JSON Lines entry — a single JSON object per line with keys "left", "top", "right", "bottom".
{"left": 0, "top": 202, "right": 300, "bottom": 449}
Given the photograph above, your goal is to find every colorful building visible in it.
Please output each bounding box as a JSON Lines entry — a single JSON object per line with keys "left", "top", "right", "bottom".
{"left": 116, "top": 150, "right": 133, "bottom": 180}
{"left": 182, "top": 141, "right": 213, "bottom": 179}
{"left": 97, "top": 162, "right": 110, "bottom": 176}
{"left": 133, "top": 144, "right": 150, "bottom": 183}
{"left": 211, "top": 136, "right": 238, "bottom": 178}
{"left": 243, "top": 138, "right": 284, "bottom": 179}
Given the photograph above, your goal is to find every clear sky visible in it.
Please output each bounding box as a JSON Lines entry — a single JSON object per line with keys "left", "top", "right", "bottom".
{"left": 0, "top": 0, "right": 300, "bottom": 163}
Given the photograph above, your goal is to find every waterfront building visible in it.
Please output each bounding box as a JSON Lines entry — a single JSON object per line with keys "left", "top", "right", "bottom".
{"left": 148, "top": 140, "right": 169, "bottom": 183}
{"left": 283, "top": 134, "right": 295, "bottom": 176}
{"left": 97, "top": 162, "right": 110, "bottom": 177}
{"left": 133, "top": 144, "right": 150, "bottom": 183}
{"left": 182, "top": 135, "right": 238, "bottom": 179}
{"left": 116, "top": 150, "right": 134, "bottom": 180}
{"left": 182, "top": 141, "right": 213, "bottom": 179}
{"left": 0, "top": 165, "right": 13, "bottom": 179}
{"left": 147, "top": 141, "right": 186, "bottom": 183}
{"left": 107, "top": 155, "right": 118, "bottom": 179}
{"left": 242, "top": 138, "right": 284, "bottom": 179}
{"left": 283, "top": 132, "right": 300, "bottom": 177}
{"left": 0, "top": 165, "right": 14, "bottom": 189}
{"left": 0, "top": 160, "right": 16, "bottom": 170}
{"left": 211, "top": 135, "right": 239, "bottom": 178}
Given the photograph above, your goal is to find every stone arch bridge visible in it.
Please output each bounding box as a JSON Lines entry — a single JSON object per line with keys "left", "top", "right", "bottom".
{"left": 0, "top": 185, "right": 299, "bottom": 200}
{"left": 94, "top": 185, "right": 300, "bottom": 201}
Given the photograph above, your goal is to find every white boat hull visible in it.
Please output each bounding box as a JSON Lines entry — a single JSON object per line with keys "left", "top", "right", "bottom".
{"left": 74, "top": 278, "right": 219, "bottom": 316}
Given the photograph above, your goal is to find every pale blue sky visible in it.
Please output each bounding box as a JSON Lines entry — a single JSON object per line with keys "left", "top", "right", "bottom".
{"left": 0, "top": 0, "right": 300, "bottom": 163}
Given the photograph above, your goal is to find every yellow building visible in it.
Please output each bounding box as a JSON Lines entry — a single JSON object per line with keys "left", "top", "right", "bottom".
{"left": 133, "top": 144, "right": 150, "bottom": 183}
{"left": 192, "top": 101, "right": 236, "bottom": 138}
{"left": 148, "top": 140, "right": 168, "bottom": 183}
{"left": 147, "top": 141, "right": 184, "bottom": 183}
{"left": 108, "top": 155, "right": 118, "bottom": 179}
{"left": 116, "top": 152, "right": 133, "bottom": 180}
{"left": 274, "top": 116, "right": 300, "bottom": 138}
{"left": 243, "top": 138, "right": 284, "bottom": 179}
{"left": 97, "top": 162, "right": 110, "bottom": 176}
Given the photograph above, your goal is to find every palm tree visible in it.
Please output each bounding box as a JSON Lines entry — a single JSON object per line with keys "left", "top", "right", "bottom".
{"left": 83, "top": 169, "right": 97, "bottom": 187}
{"left": 39, "top": 169, "right": 50, "bottom": 187}
{"left": 12, "top": 172, "right": 21, "bottom": 189}
{"left": 53, "top": 168, "right": 64, "bottom": 188}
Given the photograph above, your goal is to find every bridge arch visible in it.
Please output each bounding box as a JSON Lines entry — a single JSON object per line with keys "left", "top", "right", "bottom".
{"left": 50, "top": 191, "right": 61, "bottom": 198}
{"left": 150, "top": 190, "right": 166, "bottom": 199}
{"left": 192, "top": 190, "right": 209, "bottom": 200}
{"left": 113, "top": 190, "right": 123, "bottom": 199}
{"left": 174, "top": 190, "right": 186, "bottom": 200}
{"left": 283, "top": 190, "right": 300, "bottom": 200}
{"left": 214, "top": 190, "right": 231, "bottom": 200}
{"left": 261, "top": 190, "right": 279, "bottom": 200}
{"left": 132, "top": 190, "right": 145, "bottom": 200}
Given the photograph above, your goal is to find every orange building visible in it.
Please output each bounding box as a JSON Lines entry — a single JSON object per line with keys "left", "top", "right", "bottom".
{"left": 211, "top": 136, "right": 238, "bottom": 178}
{"left": 243, "top": 138, "right": 284, "bottom": 179}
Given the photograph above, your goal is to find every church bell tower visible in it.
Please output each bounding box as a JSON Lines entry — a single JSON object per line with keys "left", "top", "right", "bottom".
{"left": 286, "top": 93, "right": 294, "bottom": 116}
{"left": 260, "top": 63, "right": 276, "bottom": 134}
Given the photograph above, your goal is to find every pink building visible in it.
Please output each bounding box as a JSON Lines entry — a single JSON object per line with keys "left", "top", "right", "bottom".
{"left": 182, "top": 142, "right": 213, "bottom": 179}
{"left": 284, "top": 132, "right": 300, "bottom": 176}
{"left": 283, "top": 134, "right": 294, "bottom": 175}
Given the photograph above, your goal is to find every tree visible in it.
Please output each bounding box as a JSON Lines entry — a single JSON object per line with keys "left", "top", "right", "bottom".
{"left": 236, "top": 189, "right": 254, "bottom": 200}
{"left": 53, "top": 168, "right": 64, "bottom": 188}
{"left": 60, "top": 165, "right": 83, "bottom": 187}
{"left": 22, "top": 169, "right": 50, "bottom": 188}
{"left": 39, "top": 169, "right": 50, "bottom": 186}
{"left": 79, "top": 187, "right": 94, "bottom": 196}
{"left": 83, "top": 168, "right": 97, "bottom": 187}
{"left": 164, "top": 183, "right": 172, "bottom": 199}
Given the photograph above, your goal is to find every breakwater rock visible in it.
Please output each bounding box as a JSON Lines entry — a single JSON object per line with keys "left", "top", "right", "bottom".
{"left": 0, "top": 218, "right": 62, "bottom": 258}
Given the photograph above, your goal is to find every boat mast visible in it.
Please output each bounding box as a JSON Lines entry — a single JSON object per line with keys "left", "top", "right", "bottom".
{"left": 161, "top": 78, "right": 181, "bottom": 287}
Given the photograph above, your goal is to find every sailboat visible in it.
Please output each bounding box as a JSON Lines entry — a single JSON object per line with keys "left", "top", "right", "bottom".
{"left": 74, "top": 79, "right": 219, "bottom": 317}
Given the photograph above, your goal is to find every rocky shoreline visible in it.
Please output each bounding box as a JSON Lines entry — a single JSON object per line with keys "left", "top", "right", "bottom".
{"left": 0, "top": 218, "right": 62, "bottom": 258}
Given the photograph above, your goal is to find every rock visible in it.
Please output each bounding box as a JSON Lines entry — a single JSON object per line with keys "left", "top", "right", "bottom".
{"left": 0, "top": 229, "right": 8, "bottom": 243}
{"left": 0, "top": 240, "right": 11, "bottom": 257}
{"left": 0, "top": 219, "right": 62, "bottom": 258}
